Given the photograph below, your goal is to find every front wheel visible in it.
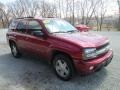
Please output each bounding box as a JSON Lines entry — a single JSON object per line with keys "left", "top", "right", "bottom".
{"left": 52, "top": 54, "right": 74, "bottom": 81}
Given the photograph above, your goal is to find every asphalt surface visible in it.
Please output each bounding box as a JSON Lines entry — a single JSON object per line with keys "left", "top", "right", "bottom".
{"left": 0, "top": 29, "right": 120, "bottom": 90}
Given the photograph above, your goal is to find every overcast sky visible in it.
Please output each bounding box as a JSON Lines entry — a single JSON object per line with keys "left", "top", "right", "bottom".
{"left": 0, "top": 0, "right": 118, "bottom": 16}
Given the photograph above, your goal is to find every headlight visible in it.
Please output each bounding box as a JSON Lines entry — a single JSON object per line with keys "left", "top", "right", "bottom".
{"left": 83, "top": 48, "right": 97, "bottom": 60}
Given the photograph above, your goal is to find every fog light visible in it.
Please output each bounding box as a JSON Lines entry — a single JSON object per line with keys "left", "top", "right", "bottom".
{"left": 89, "top": 66, "right": 94, "bottom": 70}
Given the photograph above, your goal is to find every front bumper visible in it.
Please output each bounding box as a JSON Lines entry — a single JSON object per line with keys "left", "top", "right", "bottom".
{"left": 73, "top": 50, "right": 113, "bottom": 74}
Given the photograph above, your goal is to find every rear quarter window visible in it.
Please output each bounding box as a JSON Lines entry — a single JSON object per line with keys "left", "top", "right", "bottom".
{"left": 9, "top": 20, "right": 18, "bottom": 30}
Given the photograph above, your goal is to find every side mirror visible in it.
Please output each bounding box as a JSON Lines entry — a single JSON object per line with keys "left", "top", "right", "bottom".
{"left": 32, "top": 31, "right": 44, "bottom": 38}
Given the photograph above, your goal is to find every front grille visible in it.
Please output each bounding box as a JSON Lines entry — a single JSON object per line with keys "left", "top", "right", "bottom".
{"left": 96, "top": 43, "right": 109, "bottom": 51}
{"left": 96, "top": 43, "right": 110, "bottom": 56}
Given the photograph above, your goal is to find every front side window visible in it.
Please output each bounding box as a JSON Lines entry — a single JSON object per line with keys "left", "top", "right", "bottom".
{"left": 43, "top": 19, "right": 77, "bottom": 33}
{"left": 27, "top": 20, "right": 42, "bottom": 34}
{"left": 16, "top": 21, "right": 26, "bottom": 33}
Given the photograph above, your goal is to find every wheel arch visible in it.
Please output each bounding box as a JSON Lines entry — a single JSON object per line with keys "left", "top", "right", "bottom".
{"left": 51, "top": 50, "right": 76, "bottom": 72}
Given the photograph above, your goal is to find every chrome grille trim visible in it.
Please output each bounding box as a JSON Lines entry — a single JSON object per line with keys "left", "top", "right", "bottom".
{"left": 96, "top": 43, "right": 110, "bottom": 56}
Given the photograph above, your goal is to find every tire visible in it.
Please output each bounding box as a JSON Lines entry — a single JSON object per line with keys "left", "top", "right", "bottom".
{"left": 10, "top": 42, "right": 21, "bottom": 58}
{"left": 52, "top": 54, "right": 74, "bottom": 81}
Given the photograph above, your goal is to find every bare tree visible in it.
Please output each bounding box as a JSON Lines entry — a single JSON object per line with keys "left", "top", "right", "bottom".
{"left": 0, "top": 0, "right": 112, "bottom": 29}
{"left": 0, "top": 2, "right": 5, "bottom": 27}
{"left": 7, "top": 0, "right": 40, "bottom": 18}
{"left": 117, "top": 0, "right": 120, "bottom": 30}
{"left": 72, "top": 0, "right": 75, "bottom": 25}
{"left": 40, "top": 0, "right": 57, "bottom": 17}
{"left": 99, "top": 1, "right": 107, "bottom": 31}
{"left": 93, "top": 0, "right": 107, "bottom": 31}
{"left": 0, "top": 2, "right": 9, "bottom": 28}
{"left": 79, "top": 0, "right": 101, "bottom": 25}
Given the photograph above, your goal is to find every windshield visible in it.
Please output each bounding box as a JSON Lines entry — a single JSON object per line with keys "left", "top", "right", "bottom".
{"left": 43, "top": 19, "right": 78, "bottom": 33}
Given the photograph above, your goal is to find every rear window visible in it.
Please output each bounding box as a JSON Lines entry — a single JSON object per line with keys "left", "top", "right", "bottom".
{"left": 9, "top": 20, "right": 18, "bottom": 30}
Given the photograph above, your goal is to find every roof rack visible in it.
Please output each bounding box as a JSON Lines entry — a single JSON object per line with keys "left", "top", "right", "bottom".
{"left": 16, "top": 17, "right": 34, "bottom": 19}
{"left": 47, "top": 17, "right": 54, "bottom": 18}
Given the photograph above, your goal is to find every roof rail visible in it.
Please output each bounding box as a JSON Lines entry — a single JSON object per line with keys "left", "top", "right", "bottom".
{"left": 16, "top": 17, "right": 34, "bottom": 19}
{"left": 47, "top": 17, "right": 54, "bottom": 18}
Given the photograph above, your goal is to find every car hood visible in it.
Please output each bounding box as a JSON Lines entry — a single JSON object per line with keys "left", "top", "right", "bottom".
{"left": 53, "top": 32, "right": 108, "bottom": 48}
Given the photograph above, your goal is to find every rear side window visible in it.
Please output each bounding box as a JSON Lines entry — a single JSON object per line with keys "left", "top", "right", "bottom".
{"left": 16, "top": 21, "right": 27, "bottom": 33}
{"left": 27, "top": 20, "right": 42, "bottom": 34}
{"left": 9, "top": 20, "right": 18, "bottom": 30}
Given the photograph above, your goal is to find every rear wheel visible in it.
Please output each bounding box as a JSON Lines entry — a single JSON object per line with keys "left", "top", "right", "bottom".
{"left": 52, "top": 54, "right": 74, "bottom": 81}
{"left": 10, "top": 42, "right": 21, "bottom": 58}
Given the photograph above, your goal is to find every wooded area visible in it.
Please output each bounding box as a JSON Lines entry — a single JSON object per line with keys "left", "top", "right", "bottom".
{"left": 0, "top": 0, "right": 119, "bottom": 31}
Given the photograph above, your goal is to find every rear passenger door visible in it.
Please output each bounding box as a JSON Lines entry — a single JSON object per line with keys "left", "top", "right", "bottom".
{"left": 15, "top": 20, "right": 28, "bottom": 52}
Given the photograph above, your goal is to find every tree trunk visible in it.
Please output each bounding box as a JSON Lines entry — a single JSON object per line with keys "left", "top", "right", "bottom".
{"left": 1, "top": 18, "right": 5, "bottom": 28}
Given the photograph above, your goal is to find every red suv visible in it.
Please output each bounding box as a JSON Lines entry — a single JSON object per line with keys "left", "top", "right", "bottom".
{"left": 7, "top": 17, "right": 113, "bottom": 81}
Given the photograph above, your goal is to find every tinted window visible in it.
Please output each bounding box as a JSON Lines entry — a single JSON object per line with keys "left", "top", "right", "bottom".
{"left": 27, "top": 20, "right": 42, "bottom": 34}
{"left": 43, "top": 19, "right": 77, "bottom": 33}
{"left": 9, "top": 20, "right": 18, "bottom": 30}
{"left": 16, "top": 21, "right": 26, "bottom": 33}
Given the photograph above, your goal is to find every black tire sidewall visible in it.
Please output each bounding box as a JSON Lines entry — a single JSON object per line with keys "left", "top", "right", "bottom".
{"left": 52, "top": 54, "right": 74, "bottom": 81}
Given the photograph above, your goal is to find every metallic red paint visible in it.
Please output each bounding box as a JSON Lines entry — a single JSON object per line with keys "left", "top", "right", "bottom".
{"left": 74, "top": 50, "right": 113, "bottom": 74}
{"left": 7, "top": 18, "right": 113, "bottom": 74}
{"left": 75, "top": 24, "right": 91, "bottom": 32}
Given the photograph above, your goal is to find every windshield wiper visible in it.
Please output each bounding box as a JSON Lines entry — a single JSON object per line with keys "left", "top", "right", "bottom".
{"left": 67, "top": 30, "right": 78, "bottom": 33}
{"left": 53, "top": 31, "right": 66, "bottom": 33}
{"left": 53, "top": 30, "right": 78, "bottom": 33}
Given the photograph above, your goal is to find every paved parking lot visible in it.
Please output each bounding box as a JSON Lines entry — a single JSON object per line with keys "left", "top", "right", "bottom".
{"left": 0, "top": 29, "right": 120, "bottom": 90}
